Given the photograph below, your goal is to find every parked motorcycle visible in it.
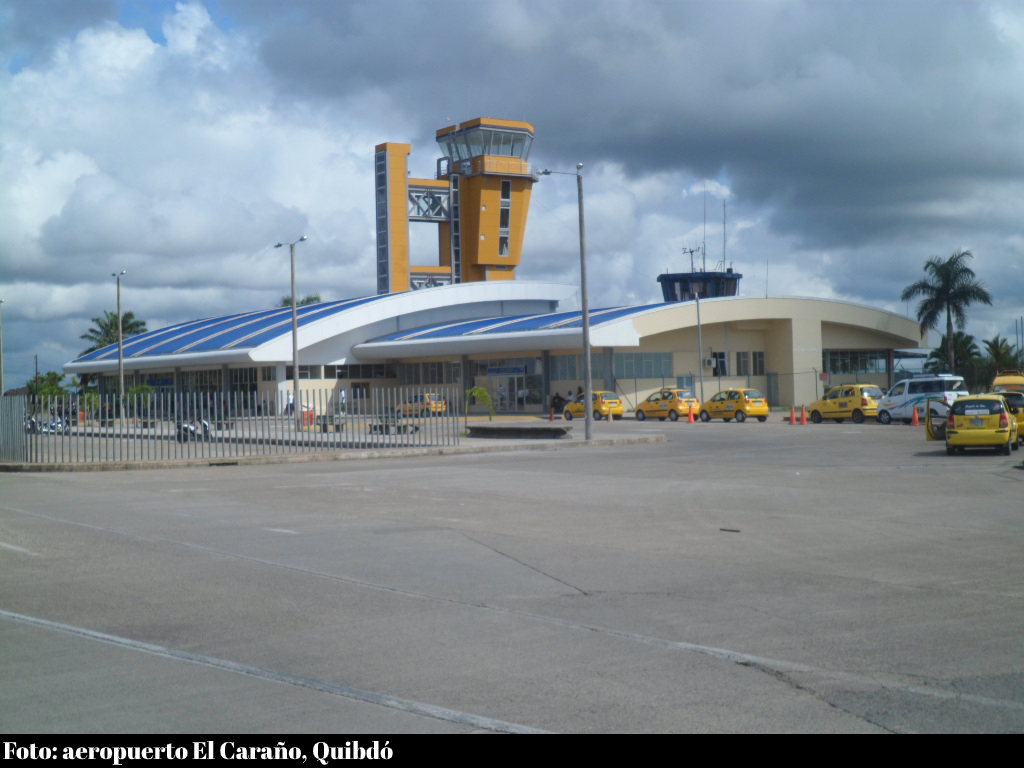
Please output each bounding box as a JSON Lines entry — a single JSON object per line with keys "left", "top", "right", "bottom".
{"left": 176, "top": 418, "right": 210, "bottom": 443}
{"left": 41, "top": 416, "right": 69, "bottom": 434}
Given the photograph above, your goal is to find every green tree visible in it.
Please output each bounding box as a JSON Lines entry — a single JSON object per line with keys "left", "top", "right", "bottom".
{"left": 279, "top": 293, "right": 322, "bottom": 307}
{"left": 26, "top": 371, "right": 68, "bottom": 398}
{"left": 924, "top": 332, "right": 982, "bottom": 388}
{"left": 982, "top": 335, "right": 1017, "bottom": 371}
{"left": 900, "top": 249, "right": 993, "bottom": 375}
{"left": 924, "top": 332, "right": 979, "bottom": 374}
{"left": 80, "top": 310, "right": 149, "bottom": 354}
{"left": 78, "top": 310, "right": 149, "bottom": 391}
{"left": 465, "top": 385, "right": 493, "bottom": 428}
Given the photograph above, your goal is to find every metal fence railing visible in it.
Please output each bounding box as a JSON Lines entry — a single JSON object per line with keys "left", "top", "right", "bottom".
{"left": 0, "top": 387, "right": 460, "bottom": 465}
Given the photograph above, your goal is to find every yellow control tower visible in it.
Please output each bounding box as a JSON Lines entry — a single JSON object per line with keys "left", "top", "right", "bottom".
{"left": 375, "top": 117, "right": 536, "bottom": 294}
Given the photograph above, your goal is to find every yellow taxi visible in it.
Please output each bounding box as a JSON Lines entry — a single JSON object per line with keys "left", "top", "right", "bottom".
{"left": 699, "top": 389, "right": 770, "bottom": 423}
{"left": 992, "top": 369, "right": 1024, "bottom": 395}
{"left": 396, "top": 393, "right": 448, "bottom": 417}
{"left": 807, "top": 383, "right": 884, "bottom": 424}
{"left": 634, "top": 389, "right": 700, "bottom": 422}
{"left": 944, "top": 394, "right": 1019, "bottom": 455}
{"left": 564, "top": 391, "right": 624, "bottom": 421}
{"left": 986, "top": 390, "right": 1024, "bottom": 446}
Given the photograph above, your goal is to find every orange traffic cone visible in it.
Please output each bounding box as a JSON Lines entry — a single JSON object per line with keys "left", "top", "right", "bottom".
{"left": 687, "top": 407, "right": 695, "bottom": 423}
{"left": 800, "top": 406, "right": 808, "bottom": 425}
{"left": 911, "top": 405, "right": 919, "bottom": 426}
{"left": 790, "top": 406, "right": 797, "bottom": 425}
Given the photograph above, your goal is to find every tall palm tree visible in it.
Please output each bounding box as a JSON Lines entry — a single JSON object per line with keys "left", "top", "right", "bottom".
{"left": 78, "top": 311, "right": 149, "bottom": 391}
{"left": 80, "top": 310, "right": 148, "bottom": 354}
{"left": 900, "top": 249, "right": 992, "bottom": 375}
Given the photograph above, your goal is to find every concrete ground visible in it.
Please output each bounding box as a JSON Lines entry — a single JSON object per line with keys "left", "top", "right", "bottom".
{"left": 2, "top": 417, "right": 1023, "bottom": 733}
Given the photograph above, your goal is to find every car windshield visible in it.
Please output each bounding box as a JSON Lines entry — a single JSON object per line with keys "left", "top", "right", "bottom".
{"left": 862, "top": 387, "right": 883, "bottom": 398}
{"left": 745, "top": 391, "right": 765, "bottom": 399}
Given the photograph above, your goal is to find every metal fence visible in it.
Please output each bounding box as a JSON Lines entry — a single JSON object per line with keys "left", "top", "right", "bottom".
{"left": 0, "top": 387, "right": 460, "bottom": 465}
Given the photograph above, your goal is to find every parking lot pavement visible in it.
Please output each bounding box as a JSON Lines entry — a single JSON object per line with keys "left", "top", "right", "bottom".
{"left": 2, "top": 420, "right": 1022, "bottom": 733}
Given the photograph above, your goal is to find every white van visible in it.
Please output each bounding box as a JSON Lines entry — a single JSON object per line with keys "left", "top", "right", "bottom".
{"left": 876, "top": 374, "right": 968, "bottom": 424}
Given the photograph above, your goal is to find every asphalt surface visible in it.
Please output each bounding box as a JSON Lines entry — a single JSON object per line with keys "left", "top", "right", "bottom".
{"left": 2, "top": 417, "right": 1023, "bottom": 733}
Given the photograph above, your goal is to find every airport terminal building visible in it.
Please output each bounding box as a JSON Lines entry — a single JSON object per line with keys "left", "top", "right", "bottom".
{"left": 65, "top": 117, "right": 924, "bottom": 413}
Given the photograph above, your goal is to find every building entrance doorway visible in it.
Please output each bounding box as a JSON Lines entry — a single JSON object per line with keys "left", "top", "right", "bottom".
{"left": 484, "top": 366, "right": 527, "bottom": 413}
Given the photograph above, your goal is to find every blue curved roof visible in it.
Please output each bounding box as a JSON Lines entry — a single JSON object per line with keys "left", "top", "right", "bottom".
{"left": 370, "top": 304, "right": 660, "bottom": 342}
{"left": 74, "top": 295, "right": 389, "bottom": 363}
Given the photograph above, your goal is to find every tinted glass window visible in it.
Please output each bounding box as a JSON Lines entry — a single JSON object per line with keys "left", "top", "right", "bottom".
{"left": 951, "top": 400, "right": 1002, "bottom": 416}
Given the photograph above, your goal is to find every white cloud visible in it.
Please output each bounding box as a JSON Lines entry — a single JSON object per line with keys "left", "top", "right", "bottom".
{"left": 1, "top": 0, "right": 1022, "bottom": 388}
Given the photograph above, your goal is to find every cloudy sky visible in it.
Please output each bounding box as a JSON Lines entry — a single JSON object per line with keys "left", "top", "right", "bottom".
{"left": 2, "top": 0, "right": 1023, "bottom": 388}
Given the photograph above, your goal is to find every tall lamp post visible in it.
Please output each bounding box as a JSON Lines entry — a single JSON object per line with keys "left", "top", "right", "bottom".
{"left": 112, "top": 271, "right": 126, "bottom": 415}
{"left": 275, "top": 236, "right": 307, "bottom": 429}
{"left": 540, "top": 164, "right": 592, "bottom": 441}
{"left": 0, "top": 297, "right": 5, "bottom": 396}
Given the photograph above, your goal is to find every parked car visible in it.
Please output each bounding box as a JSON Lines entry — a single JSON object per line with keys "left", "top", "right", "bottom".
{"left": 564, "top": 391, "right": 624, "bottom": 421}
{"left": 396, "top": 393, "right": 447, "bottom": 417}
{"left": 635, "top": 389, "right": 700, "bottom": 422}
{"left": 943, "top": 394, "right": 1019, "bottom": 456}
{"left": 807, "top": 384, "right": 884, "bottom": 424}
{"left": 985, "top": 390, "right": 1024, "bottom": 445}
{"left": 699, "top": 389, "right": 769, "bottom": 422}
{"left": 876, "top": 374, "right": 967, "bottom": 424}
{"left": 992, "top": 369, "right": 1024, "bottom": 395}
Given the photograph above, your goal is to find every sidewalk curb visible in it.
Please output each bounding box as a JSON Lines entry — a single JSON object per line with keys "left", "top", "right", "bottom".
{"left": 0, "top": 434, "right": 667, "bottom": 472}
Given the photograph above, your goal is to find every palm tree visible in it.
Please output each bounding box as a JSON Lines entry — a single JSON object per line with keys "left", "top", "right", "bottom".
{"left": 80, "top": 310, "right": 149, "bottom": 355}
{"left": 78, "top": 311, "right": 149, "bottom": 391}
{"left": 279, "top": 293, "right": 322, "bottom": 307}
{"left": 924, "top": 332, "right": 979, "bottom": 376}
{"left": 900, "top": 249, "right": 992, "bottom": 375}
{"left": 982, "top": 334, "right": 1017, "bottom": 371}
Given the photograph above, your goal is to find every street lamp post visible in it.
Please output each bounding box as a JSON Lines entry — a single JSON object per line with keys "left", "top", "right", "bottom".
{"left": 275, "top": 236, "right": 307, "bottom": 429}
{"left": 0, "top": 297, "right": 5, "bottom": 396}
{"left": 112, "top": 271, "right": 125, "bottom": 415}
{"left": 540, "top": 165, "right": 592, "bottom": 440}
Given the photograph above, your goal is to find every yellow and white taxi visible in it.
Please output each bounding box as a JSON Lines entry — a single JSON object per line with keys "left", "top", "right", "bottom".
{"left": 807, "top": 383, "right": 884, "bottom": 424}
{"left": 944, "top": 394, "right": 1019, "bottom": 455}
{"left": 699, "top": 389, "right": 770, "bottom": 423}
{"left": 564, "top": 391, "right": 624, "bottom": 421}
{"left": 634, "top": 389, "right": 700, "bottom": 422}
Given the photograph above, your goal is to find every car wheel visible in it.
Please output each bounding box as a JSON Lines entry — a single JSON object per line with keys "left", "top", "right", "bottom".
{"left": 593, "top": 410, "right": 602, "bottom": 421}
{"left": 734, "top": 410, "right": 746, "bottom": 423}
{"left": 757, "top": 416, "right": 768, "bottom": 422}
{"left": 1003, "top": 437, "right": 1013, "bottom": 456}
{"left": 878, "top": 410, "right": 892, "bottom": 425}
{"left": 635, "top": 410, "right": 646, "bottom": 421}
{"left": 699, "top": 410, "right": 710, "bottom": 422}
{"left": 563, "top": 410, "right": 573, "bottom": 421}
{"left": 1012, "top": 438, "right": 1019, "bottom": 452}
{"left": 852, "top": 409, "right": 865, "bottom": 424}
{"left": 668, "top": 411, "right": 679, "bottom": 422}
{"left": 946, "top": 443, "right": 955, "bottom": 456}
{"left": 811, "top": 410, "right": 823, "bottom": 424}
